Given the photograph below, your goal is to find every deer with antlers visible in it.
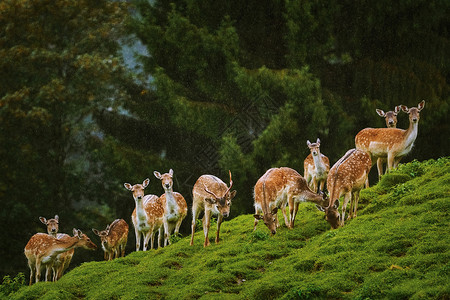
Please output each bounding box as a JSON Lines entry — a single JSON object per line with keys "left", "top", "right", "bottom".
{"left": 124, "top": 179, "right": 164, "bottom": 251}
{"left": 304, "top": 138, "right": 330, "bottom": 193}
{"left": 356, "top": 101, "right": 425, "bottom": 176}
{"left": 253, "top": 167, "right": 328, "bottom": 234}
{"left": 190, "top": 171, "right": 237, "bottom": 247}
{"left": 39, "top": 215, "right": 74, "bottom": 282}
{"left": 24, "top": 229, "right": 97, "bottom": 285}
{"left": 92, "top": 219, "right": 129, "bottom": 260}
{"left": 374, "top": 105, "right": 402, "bottom": 178}
{"left": 316, "top": 149, "right": 372, "bottom": 228}
{"left": 154, "top": 169, "right": 188, "bottom": 246}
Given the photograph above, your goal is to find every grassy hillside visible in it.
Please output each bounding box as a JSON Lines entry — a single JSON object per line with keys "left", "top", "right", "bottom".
{"left": 4, "top": 158, "right": 450, "bottom": 299}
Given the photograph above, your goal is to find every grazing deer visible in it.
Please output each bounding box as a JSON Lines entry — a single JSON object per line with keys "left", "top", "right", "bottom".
{"left": 190, "top": 171, "right": 237, "bottom": 247}
{"left": 356, "top": 100, "right": 425, "bottom": 175}
{"left": 304, "top": 138, "right": 330, "bottom": 193}
{"left": 92, "top": 219, "right": 129, "bottom": 260}
{"left": 24, "top": 229, "right": 97, "bottom": 285}
{"left": 316, "top": 149, "right": 372, "bottom": 228}
{"left": 374, "top": 105, "right": 402, "bottom": 178}
{"left": 124, "top": 179, "right": 164, "bottom": 251}
{"left": 154, "top": 169, "right": 188, "bottom": 246}
{"left": 39, "top": 215, "right": 74, "bottom": 282}
{"left": 253, "top": 167, "right": 328, "bottom": 234}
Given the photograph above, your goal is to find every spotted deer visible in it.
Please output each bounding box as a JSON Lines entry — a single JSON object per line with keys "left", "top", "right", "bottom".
{"left": 124, "top": 179, "right": 164, "bottom": 251}
{"left": 190, "top": 171, "right": 237, "bottom": 247}
{"left": 39, "top": 215, "right": 74, "bottom": 282}
{"left": 304, "top": 138, "right": 330, "bottom": 193}
{"left": 24, "top": 229, "right": 97, "bottom": 285}
{"left": 316, "top": 149, "right": 372, "bottom": 228}
{"left": 374, "top": 105, "right": 402, "bottom": 178}
{"left": 254, "top": 167, "right": 328, "bottom": 234}
{"left": 154, "top": 169, "right": 188, "bottom": 246}
{"left": 92, "top": 219, "right": 129, "bottom": 260}
{"left": 356, "top": 100, "right": 425, "bottom": 176}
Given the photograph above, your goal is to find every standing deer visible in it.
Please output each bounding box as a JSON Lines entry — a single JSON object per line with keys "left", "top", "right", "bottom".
{"left": 316, "top": 149, "right": 372, "bottom": 228}
{"left": 154, "top": 169, "right": 188, "bottom": 246}
{"left": 253, "top": 167, "right": 328, "bottom": 234}
{"left": 39, "top": 215, "right": 74, "bottom": 282}
{"left": 24, "top": 229, "right": 97, "bottom": 285}
{"left": 356, "top": 100, "right": 425, "bottom": 176}
{"left": 92, "top": 219, "right": 129, "bottom": 260}
{"left": 190, "top": 171, "right": 237, "bottom": 247}
{"left": 374, "top": 105, "right": 402, "bottom": 178}
{"left": 190, "top": 171, "right": 236, "bottom": 247}
{"left": 304, "top": 138, "right": 330, "bottom": 193}
{"left": 124, "top": 179, "right": 164, "bottom": 251}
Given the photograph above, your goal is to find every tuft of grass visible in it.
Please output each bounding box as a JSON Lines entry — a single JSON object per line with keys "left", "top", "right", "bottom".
{"left": 6, "top": 158, "right": 450, "bottom": 300}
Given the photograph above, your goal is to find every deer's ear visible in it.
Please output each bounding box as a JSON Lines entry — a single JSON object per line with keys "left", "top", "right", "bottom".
{"left": 54, "top": 215, "right": 59, "bottom": 222}
{"left": 142, "top": 178, "right": 150, "bottom": 188}
{"left": 418, "top": 100, "right": 425, "bottom": 111}
{"left": 39, "top": 217, "right": 47, "bottom": 225}
{"left": 229, "top": 190, "right": 237, "bottom": 200}
{"left": 401, "top": 105, "right": 409, "bottom": 113}
{"left": 333, "top": 199, "right": 340, "bottom": 209}
{"left": 92, "top": 228, "right": 100, "bottom": 236}
{"left": 376, "top": 109, "right": 385, "bottom": 117}
{"left": 316, "top": 138, "right": 320, "bottom": 144}
{"left": 316, "top": 205, "right": 325, "bottom": 212}
{"left": 271, "top": 207, "right": 278, "bottom": 215}
{"left": 205, "top": 198, "right": 217, "bottom": 205}
{"left": 153, "top": 171, "right": 162, "bottom": 179}
{"left": 253, "top": 214, "right": 263, "bottom": 220}
{"left": 169, "top": 169, "right": 174, "bottom": 176}
{"left": 307, "top": 140, "right": 311, "bottom": 147}
{"left": 394, "top": 105, "right": 401, "bottom": 114}
{"left": 124, "top": 183, "right": 133, "bottom": 191}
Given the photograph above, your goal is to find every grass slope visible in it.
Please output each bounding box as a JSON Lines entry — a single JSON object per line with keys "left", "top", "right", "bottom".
{"left": 5, "top": 158, "right": 450, "bottom": 299}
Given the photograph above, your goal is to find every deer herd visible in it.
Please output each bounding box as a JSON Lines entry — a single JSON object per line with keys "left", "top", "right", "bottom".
{"left": 24, "top": 101, "right": 425, "bottom": 284}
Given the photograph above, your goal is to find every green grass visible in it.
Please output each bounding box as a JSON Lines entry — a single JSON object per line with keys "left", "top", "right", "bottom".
{"left": 3, "top": 158, "right": 450, "bottom": 299}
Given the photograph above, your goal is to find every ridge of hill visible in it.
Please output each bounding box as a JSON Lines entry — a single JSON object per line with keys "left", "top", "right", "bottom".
{"left": 3, "top": 158, "right": 450, "bottom": 299}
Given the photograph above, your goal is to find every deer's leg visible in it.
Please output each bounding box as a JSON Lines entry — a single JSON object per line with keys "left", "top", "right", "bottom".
{"left": 163, "top": 219, "right": 170, "bottom": 247}
{"left": 190, "top": 204, "right": 200, "bottom": 246}
{"left": 348, "top": 193, "right": 355, "bottom": 220}
{"left": 134, "top": 227, "right": 141, "bottom": 252}
{"left": 341, "top": 193, "right": 351, "bottom": 225}
{"left": 353, "top": 191, "right": 360, "bottom": 218}
{"left": 203, "top": 210, "right": 211, "bottom": 247}
{"left": 377, "top": 158, "right": 383, "bottom": 179}
{"left": 35, "top": 261, "right": 42, "bottom": 283}
{"left": 253, "top": 207, "right": 260, "bottom": 231}
{"left": 319, "top": 180, "right": 325, "bottom": 193}
{"left": 143, "top": 229, "right": 152, "bottom": 251}
{"left": 387, "top": 152, "right": 395, "bottom": 172}
{"left": 28, "top": 262, "right": 35, "bottom": 286}
{"left": 281, "top": 200, "right": 290, "bottom": 228}
{"left": 215, "top": 214, "right": 223, "bottom": 244}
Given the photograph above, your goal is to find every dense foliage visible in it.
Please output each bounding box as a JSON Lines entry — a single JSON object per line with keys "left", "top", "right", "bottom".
{"left": 0, "top": 0, "right": 448, "bottom": 280}
{"left": 3, "top": 158, "right": 449, "bottom": 299}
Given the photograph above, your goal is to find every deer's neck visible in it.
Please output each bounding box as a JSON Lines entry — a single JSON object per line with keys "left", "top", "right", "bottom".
{"left": 42, "top": 238, "right": 78, "bottom": 263}
{"left": 135, "top": 198, "right": 147, "bottom": 223}
{"left": 312, "top": 153, "right": 327, "bottom": 175}
{"left": 401, "top": 121, "right": 419, "bottom": 153}
{"left": 164, "top": 189, "right": 178, "bottom": 215}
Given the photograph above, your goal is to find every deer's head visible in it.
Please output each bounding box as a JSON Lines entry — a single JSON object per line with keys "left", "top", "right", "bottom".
{"left": 376, "top": 105, "right": 401, "bottom": 128}
{"left": 73, "top": 228, "right": 97, "bottom": 250}
{"left": 401, "top": 100, "right": 425, "bottom": 124}
{"left": 39, "top": 215, "right": 59, "bottom": 237}
{"left": 254, "top": 207, "right": 278, "bottom": 235}
{"left": 92, "top": 225, "right": 111, "bottom": 247}
{"left": 204, "top": 171, "right": 236, "bottom": 218}
{"left": 307, "top": 138, "right": 321, "bottom": 157}
{"left": 124, "top": 179, "right": 150, "bottom": 201}
{"left": 154, "top": 169, "right": 174, "bottom": 191}
{"left": 316, "top": 199, "right": 341, "bottom": 229}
